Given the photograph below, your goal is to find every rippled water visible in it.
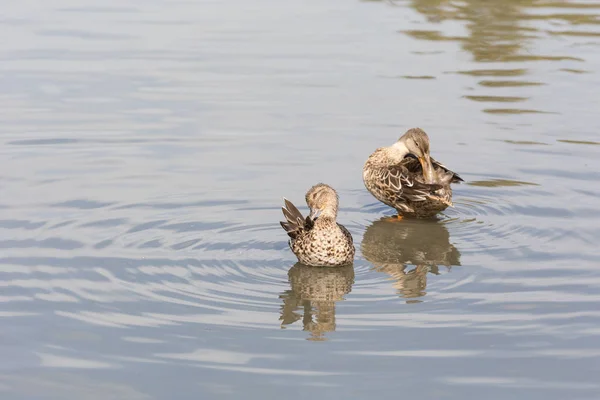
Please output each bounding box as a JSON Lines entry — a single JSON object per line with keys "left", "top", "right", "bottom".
{"left": 2, "top": 0, "right": 600, "bottom": 399}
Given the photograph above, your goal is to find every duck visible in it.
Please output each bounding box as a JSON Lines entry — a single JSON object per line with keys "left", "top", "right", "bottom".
{"left": 363, "top": 127, "right": 463, "bottom": 219}
{"left": 280, "top": 183, "right": 355, "bottom": 267}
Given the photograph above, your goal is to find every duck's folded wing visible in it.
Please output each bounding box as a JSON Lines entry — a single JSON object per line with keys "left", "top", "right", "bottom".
{"left": 378, "top": 164, "right": 443, "bottom": 203}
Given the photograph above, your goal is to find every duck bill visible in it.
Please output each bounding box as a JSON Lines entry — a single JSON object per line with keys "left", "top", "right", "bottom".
{"left": 309, "top": 208, "right": 321, "bottom": 220}
{"left": 418, "top": 155, "right": 435, "bottom": 184}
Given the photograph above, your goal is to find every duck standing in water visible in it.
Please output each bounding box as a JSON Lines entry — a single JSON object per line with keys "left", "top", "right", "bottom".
{"left": 363, "top": 128, "right": 463, "bottom": 219}
{"left": 280, "top": 183, "right": 355, "bottom": 267}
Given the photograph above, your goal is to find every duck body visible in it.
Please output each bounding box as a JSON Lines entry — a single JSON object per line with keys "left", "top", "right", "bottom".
{"left": 288, "top": 218, "right": 354, "bottom": 267}
{"left": 280, "top": 184, "right": 355, "bottom": 267}
{"left": 363, "top": 128, "right": 463, "bottom": 219}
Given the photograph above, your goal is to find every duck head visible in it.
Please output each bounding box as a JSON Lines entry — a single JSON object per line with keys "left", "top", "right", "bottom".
{"left": 396, "top": 128, "right": 435, "bottom": 184}
{"left": 305, "top": 183, "right": 339, "bottom": 220}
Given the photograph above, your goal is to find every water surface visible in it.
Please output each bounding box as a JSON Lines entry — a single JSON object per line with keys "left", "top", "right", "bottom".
{"left": 1, "top": 0, "right": 600, "bottom": 399}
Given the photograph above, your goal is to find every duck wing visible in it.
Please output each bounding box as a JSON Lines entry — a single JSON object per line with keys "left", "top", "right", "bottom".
{"left": 280, "top": 198, "right": 314, "bottom": 239}
{"left": 401, "top": 156, "right": 463, "bottom": 184}
{"left": 430, "top": 156, "right": 464, "bottom": 183}
{"left": 376, "top": 163, "right": 444, "bottom": 204}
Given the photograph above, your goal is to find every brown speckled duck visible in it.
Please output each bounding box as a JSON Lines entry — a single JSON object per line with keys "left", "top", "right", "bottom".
{"left": 363, "top": 128, "right": 463, "bottom": 219}
{"left": 280, "top": 183, "right": 355, "bottom": 267}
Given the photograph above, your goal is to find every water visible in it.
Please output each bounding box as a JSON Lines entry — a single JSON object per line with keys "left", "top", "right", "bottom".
{"left": 1, "top": 0, "right": 600, "bottom": 398}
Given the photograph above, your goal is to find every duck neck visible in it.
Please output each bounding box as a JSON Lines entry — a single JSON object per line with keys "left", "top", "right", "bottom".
{"left": 318, "top": 206, "right": 338, "bottom": 221}
{"left": 388, "top": 141, "right": 410, "bottom": 162}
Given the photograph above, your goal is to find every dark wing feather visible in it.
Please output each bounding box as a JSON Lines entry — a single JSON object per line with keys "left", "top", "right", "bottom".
{"left": 284, "top": 198, "right": 304, "bottom": 223}
{"left": 401, "top": 156, "right": 423, "bottom": 175}
{"left": 401, "top": 156, "right": 463, "bottom": 184}
{"left": 430, "top": 156, "right": 464, "bottom": 183}
{"left": 280, "top": 198, "right": 314, "bottom": 239}
{"left": 282, "top": 206, "right": 300, "bottom": 226}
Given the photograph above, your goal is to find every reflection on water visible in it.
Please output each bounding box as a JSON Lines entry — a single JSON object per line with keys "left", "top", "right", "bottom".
{"left": 408, "top": 0, "right": 598, "bottom": 62}
{"left": 467, "top": 179, "right": 538, "bottom": 187}
{"left": 279, "top": 264, "right": 354, "bottom": 341}
{"left": 376, "top": 263, "right": 432, "bottom": 301}
{"left": 362, "top": 217, "right": 460, "bottom": 300}
{"left": 399, "top": 0, "right": 600, "bottom": 114}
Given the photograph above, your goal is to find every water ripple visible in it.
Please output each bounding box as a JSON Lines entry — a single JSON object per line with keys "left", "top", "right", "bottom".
{"left": 1, "top": 0, "right": 600, "bottom": 395}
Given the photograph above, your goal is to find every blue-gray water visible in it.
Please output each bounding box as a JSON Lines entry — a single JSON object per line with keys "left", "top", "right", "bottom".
{"left": 1, "top": 0, "right": 600, "bottom": 399}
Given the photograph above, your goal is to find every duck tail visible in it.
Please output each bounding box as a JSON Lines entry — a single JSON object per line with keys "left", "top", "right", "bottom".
{"left": 438, "top": 172, "right": 458, "bottom": 186}
{"left": 280, "top": 198, "right": 310, "bottom": 238}
{"left": 451, "top": 172, "right": 464, "bottom": 183}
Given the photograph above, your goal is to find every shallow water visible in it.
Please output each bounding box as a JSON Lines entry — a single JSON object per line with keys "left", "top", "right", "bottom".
{"left": 1, "top": 0, "right": 600, "bottom": 399}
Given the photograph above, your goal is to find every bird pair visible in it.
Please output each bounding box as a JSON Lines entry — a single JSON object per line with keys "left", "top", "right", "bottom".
{"left": 280, "top": 128, "right": 463, "bottom": 267}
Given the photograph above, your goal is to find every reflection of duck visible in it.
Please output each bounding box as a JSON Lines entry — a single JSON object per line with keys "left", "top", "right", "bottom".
{"left": 361, "top": 217, "right": 460, "bottom": 299}
{"left": 279, "top": 263, "right": 354, "bottom": 340}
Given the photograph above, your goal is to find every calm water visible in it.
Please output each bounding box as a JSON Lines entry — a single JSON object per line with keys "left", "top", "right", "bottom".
{"left": 2, "top": 0, "right": 600, "bottom": 399}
